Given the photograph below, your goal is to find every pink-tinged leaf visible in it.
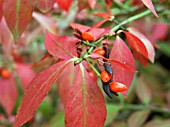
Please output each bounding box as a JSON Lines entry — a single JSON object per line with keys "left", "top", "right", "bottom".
{"left": 13, "top": 60, "right": 71, "bottom": 127}
{"left": 141, "top": 0, "right": 158, "bottom": 17}
{"left": 56, "top": 0, "right": 73, "bottom": 12}
{"left": 123, "top": 31, "right": 148, "bottom": 66}
{"left": 3, "top": 0, "right": 33, "bottom": 41}
{"left": 65, "top": 66, "right": 106, "bottom": 127}
{"left": 44, "top": 31, "right": 79, "bottom": 59}
{"left": 128, "top": 27, "right": 155, "bottom": 63}
{"left": 33, "top": 12, "right": 58, "bottom": 34}
{"left": 150, "top": 22, "right": 169, "bottom": 43}
{"left": 70, "top": 23, "right": 109, "bottom": 40}
{"left": 0, "top": 0, "right": 3, "bottom": 21}
{"left": 57, "top": 62, "right": 79, "bottom": 104}
{"left": 0, "top": 75, "right": 18, "bottom": 116}
{"left": 0, "top": 17, "right": 13, "bottom": 60}
{"left": 110, "top": 36, "right": 135, "bottom": 97}
{"left": 36, "top": 0, "right": 55, "bottom": 13}
{"left": 128, "top": 110, "right": 150, "bottom": 127}
{"left": 88, "top": 0, "right": 97, "bottom": 9}
{"left": 92, "top": 19, "right": 110, "bottom": 28}
{"left": 16, "top": 63, "right": 36, "bottom": 89}
{"left": 70, "top": 22, "right": 90, "bottom": 32}
{"left": 89, "top": 53, "right": 135, "bottom": 72}
{"left": 135, "top": 76, "right": 152, "bottom": 104}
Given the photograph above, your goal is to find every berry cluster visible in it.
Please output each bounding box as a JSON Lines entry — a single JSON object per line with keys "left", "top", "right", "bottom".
{"left": 98, "top": 44, "right": 127, "bottom": 98}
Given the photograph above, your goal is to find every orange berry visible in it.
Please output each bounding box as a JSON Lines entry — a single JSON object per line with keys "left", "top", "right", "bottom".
{"left": 82, "top": 32, "right": 94, "bottom": 41}
{"left": 94, "top": 48, "right": 105, "bottom": 56}
{"left": 1, "top": 69, "right": 10, "bottom": 78}
{"left": 110, "top": 82, "right": 127, "bottom": 92}
{"left": 100, "top": 70, "right": 112, "bottom": 82}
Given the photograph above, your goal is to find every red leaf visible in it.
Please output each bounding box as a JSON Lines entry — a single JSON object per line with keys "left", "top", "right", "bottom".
{"left": 88, "top": 0, "right": 97, "bottom": 9}
{"left": 92, "top": 19, "right": 110, "bottom": 28}
{"left": 3, "top": 0, "right": 33, "bottom": 42}
{"left": 70, "top": 22, "right": 90, "bottom": 32}
{"left": 36, "top": 0, "right": 55, "bottom": 13}
{"left": 65, "top": 65, "right": 106, "bottom": 127}
{"left": 89, "top": 53, "right": 135, "bottom": 72}
{"left": 0, "top": 17, "right": 13, "bottom": 60}
{"left": 0, "top": 0, "right": 3, "bottom": 21}
{"left": 94, "top": 13, "right": 112, "bottom": 19}
{"left": 128, "top": 27, "right": 155, "bottom": 63}
{"left": 0, "top": 75, "right": 18, "bottom": 116}
{"left": 33, "top": 12, "right": 58, "bottom": 34}
{"left": 123, "top": 31, "right": 148, "bottom": 66}
{"left": 44, "top": 31, "right": 79, "bottom": 59}
{"left": 13, "top": 60, "right": 71, "bottom": 127}
{"left": 110, "top": 36, "right": 135, "bottom": 97}
{"left": 77, "top": 0, "right": 89, "bottom": 11}
{"left": 16, "top": 63, "right": 36, "bottom": 89}
{"left": 141, "top": 0, "right": 158, "bottom": 17}
{"left": 57, "top": 62, "right": 79, "bottom": 104}
{"left": 56, "top": 0, "right": 73, "bottom": 12}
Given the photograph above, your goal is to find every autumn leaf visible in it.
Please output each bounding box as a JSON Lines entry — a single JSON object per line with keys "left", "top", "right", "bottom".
{"left": 33, "top": 12, "right": 58, "bottom": 34}
{"left": 16, "top": 63, "right": 36, "bottom": 89}
{"left": 3, "top": 0, "right": 33, "bottom": 41}
{"left": 44, "top": 31, "right": 79, "bottom": 59}
{"left": 0, "top": 75, "right": 18, "bottom": 116}
{"left": 13, "top": 60, "right": 71, "bottom": 127}
{"left": 57, "top": 62, "right": 79, "bottom": 104}
{"left": 128, "top": 27, "right": 155, "bottom": 63}
{"left": 141, "top": 0, "right": 158, "bottom": 17}
{"left": 65, "top": 64, "right": 106, "bottom": 127}
{"left": 110, "top": 36, "right": 136, "bottom": 97}
{"left": 56, "top": 0, "right": 73, "bottom": 12}
{"left": 36, "top": 0, "right": 55, "bottom": 13}
{"left": 123, "top": 31, "right": 149, "bottom": 66}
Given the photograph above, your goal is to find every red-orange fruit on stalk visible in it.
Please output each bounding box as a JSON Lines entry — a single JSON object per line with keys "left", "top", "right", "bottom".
{"left": 94, "top": 48, "right": 105, "bottom": 56}
{"left": 1, "top": 69, "right": 10, "bottom": 79}
{"left": 100, "top": 70, "right": 112, "bottom": 82}
{"left": 82, "top": 32, "right": 94, "bottom": 41}
{"left": 110, "top": 82, "right": 127, "bottom": 92}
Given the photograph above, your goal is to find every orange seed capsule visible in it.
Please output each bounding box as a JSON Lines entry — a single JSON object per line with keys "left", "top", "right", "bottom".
{"left": 82, "top": 32, "right": 94, "bottom": 41}
{"left": 94, "top": 48, "right": 105, "bottom": 56}
{"left": 110, "top": 82, "right": 127, "bottom": 92}
{"left": 1, "top": 69, "right": 10, "bottom": 79}
{"left": 100, "top": 70, "right": 112, "bottom": 82}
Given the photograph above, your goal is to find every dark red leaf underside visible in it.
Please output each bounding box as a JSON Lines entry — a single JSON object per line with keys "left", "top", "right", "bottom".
{"left": 65, "top": 66, "right": 106, "bottom": 127}
{"left": 128, "top": 27, "right": 155, "bottom": 63}
{"left": 88, "top": 0, "right": 97, "bottom": 9}
{"left": 44, "top": 31, "right": 79, "bottom": 59}
{"left": 37, "top": 0, "right": 55, "bottom": 13}
{"left": 110, "top": 36, "right": 135, "bottom": 97}
{"left": 141, "top": 0, "right": 158, "bottom": 17}
{"left": 0, "top": 75, "right": 18, "bottom": 116}
{"left": 3, "top": 0, "right": 33, "bottom": 41}
{"left": 0, "top": 0, "right": 3, "bottom": 21}
{"left": 124, "top": 31, "right": 148, "bottom": 66}
{"left": 57, "top": 62, "right": 79, "bottom": 104}
{"left": 16, "top": 63, "right": 36, "bottom": 89}
{"left": 56, "top": 0, "right": 73, "bottom": 12}
{"left": 13, "top": 60, "right": 71, "bottom": 127}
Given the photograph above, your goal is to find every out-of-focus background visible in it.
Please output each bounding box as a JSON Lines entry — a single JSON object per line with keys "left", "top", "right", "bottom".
{"left": 0, "top": 0, "right": 170, "bottom": 127}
